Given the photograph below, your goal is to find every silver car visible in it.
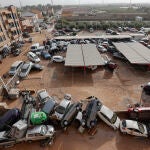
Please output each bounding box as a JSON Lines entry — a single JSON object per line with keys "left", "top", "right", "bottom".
{"left": 26, "top": 125, "right": 55, "bottom": 145}
{"left": 19, "top": 62, "right": 32, "bottom": 78}
{"left": 9, "top": 61, "right": 23, "bottom": 76}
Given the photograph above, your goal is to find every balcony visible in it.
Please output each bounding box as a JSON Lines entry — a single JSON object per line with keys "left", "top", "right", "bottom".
{"left": 5, "top": 19, "right": 14, "bottom": 24}
{"left": 9, "top": 27, "right": 16, "bottom": 32}
{"left": 11, "top": 34, "right": 19, "bottom": 40}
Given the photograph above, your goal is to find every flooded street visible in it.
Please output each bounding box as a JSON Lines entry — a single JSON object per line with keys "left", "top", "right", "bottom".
{"left": 0, "top": 31, "right": 150, "bottom": 150}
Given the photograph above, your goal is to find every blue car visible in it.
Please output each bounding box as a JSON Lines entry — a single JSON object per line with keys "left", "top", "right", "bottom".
{"left": 41, "top": 51, "right": 51, "bottom": 59}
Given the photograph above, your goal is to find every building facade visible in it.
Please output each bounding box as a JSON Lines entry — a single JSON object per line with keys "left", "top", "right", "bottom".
{"left": 21, "top": 12, "right": 39, "bottom": 28}
{"left": 0, "top": 18, "right": 10, "bottom": 48}
{"left": 0, "top": 5, "right": 22, "bottom": 43}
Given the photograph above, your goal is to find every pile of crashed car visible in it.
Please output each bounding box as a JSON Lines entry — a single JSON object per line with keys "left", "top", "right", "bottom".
{"left": 1, "top": 87, "right": 150, "bottom": 148}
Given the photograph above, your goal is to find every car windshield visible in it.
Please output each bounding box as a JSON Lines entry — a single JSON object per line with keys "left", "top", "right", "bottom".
{"left": 137, "top": 122, "right": 145, "bottom": 134}
{"left": 33, "top": 55, "right": 38, "bottom": 59}
{"left": 10, "top": 67, "right": 16, "bottom": 71}
{"left": 22, "top": 68, "right": 27, "bottom": 73}
{"left": 40, "top": 126, "right": 47, "bottom": 135}
{"left": 110, "top": 113, "right": 117, "bottom": 124}
{"left": 56, "top": 106, "right": 65, "bottom": 114}
{"left": 31, "top": 46, "right": 36, "bottom": 49}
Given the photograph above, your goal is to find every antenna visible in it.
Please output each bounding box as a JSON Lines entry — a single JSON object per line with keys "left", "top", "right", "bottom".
{"left": 18, "top": 0, "right": 22, "bottom": 9}
{"left": 130, "top": 0, "right": 132, "bottom": 8}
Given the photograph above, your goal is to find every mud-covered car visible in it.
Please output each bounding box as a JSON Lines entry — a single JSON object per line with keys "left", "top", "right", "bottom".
{"left": 30, "top": 112, "right": 47, "bottom": 125}
{"left": 37, "top": 89, "right": 56, "bottom": 114}
{"left": 81, "top": 96, "right": 102, "bottom": 128}
{"left": 26, "top": 125, "right": 55, "bottom": 146}
{"left": 19, "top": 62, "right": 32, "bottom": 78}
{"left": 97, "top": 105, "right": 120, "bottom": 130}
{"left": 37, "top": 89, "right": 54, "bottom": 104}
{"left": 61, "top": 102, "right": 82, "bottom": 128}
{"left": 0, "top": 108, "right": 21, "bottom": 131}
{"left": 54, "top": 94, "right": 72, "bottom": 120}
{"left": 0, "top": 125, "right": 55, "bottom": 148}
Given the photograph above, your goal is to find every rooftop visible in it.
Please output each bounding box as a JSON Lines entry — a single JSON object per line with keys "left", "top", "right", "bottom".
{"left": 113, "top": 42, "right": 150, "bottom": 64}
{"left": 65, "top": 44, "right": 105, "bottom": 67}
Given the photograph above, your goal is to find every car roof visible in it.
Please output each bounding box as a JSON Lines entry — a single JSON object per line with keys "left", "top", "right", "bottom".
{"left": 53, "top": 56, "right": 63, "bottom": 59}
{"left": 27, "top": 125, "right": 46, "bottom": 135}
{"left": 38, "top": 89, "right": 49, "bottom": 99}
{"left": 59, "top": 99, "right": 70, "bottom": 107}
{"left": 11, "top": 61, "right": 23, "bottom": 67}
{"left": 100, "top": 105, "right": 113, "bottom": 119}
{"left": 22, "top": 63, "right": 30, "bottom": 69}
{"left": 31, "top": 43, "right": 39, "bottom": 47}
{"left": 124, "top": 120, "right": 140, "bottom": 130}
{"left": 28, "top": 52, "right": 36, "bottom": 57}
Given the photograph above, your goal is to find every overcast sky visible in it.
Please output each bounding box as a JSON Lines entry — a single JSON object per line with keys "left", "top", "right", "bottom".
{"left": 0, "top": 0, "right": 150, "bottom": 7}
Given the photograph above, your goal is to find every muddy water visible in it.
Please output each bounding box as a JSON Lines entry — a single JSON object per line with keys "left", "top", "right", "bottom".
{"left": 8, "top": 123, "right": 150, "bottom": 150}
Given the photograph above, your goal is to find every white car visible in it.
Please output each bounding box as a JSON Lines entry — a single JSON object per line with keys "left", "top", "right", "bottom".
{"left": 97, "top": 105, "right": 120, "bottom": 130}
{"left": 52, "top": 56, "right": 65, "bottom": 63}
{"left": 54, "top": 94, "right": 72, "bottom": 120}
{"left": 97, "top": 45, "right": 107, "bottom": 53}
{"left": 120, "top": 120, "right": 148, "bottom": 137}
{"left": 27, "top": 52, "right": 40, "bottom": 63}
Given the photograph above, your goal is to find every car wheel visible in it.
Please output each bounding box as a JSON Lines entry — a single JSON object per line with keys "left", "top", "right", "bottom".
{"left": 90, "top": 121, "right": 96, "bottom": 127}
{"left": 122, "top": 131, "right": 127, "bottom": 135}
{"left": 40, "top": 142, "right": 47, "bottom": 147}
{"left": 76, "top": 106, "right": 80, "bottom": 110}
{"left": 81, "top": 121, "right": 85, "bottom": 126}
{"left": 63, "top": 120, "right": 68, "bottom": 126}
{"left": 97, "top": 101, "right": 101, "bottom": 106}
{"left": 28, "top": 140, "right": 32, "bottom": 143}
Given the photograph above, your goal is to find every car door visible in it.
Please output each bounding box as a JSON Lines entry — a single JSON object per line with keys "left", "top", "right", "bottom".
{"left": 97, "top": 111, "right": 113, "bottom": 128}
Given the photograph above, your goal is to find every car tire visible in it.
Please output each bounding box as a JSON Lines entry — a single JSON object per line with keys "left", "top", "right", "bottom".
{"left": 76, "top": 106, "right": 80, "bottom": 110}
{"left": 90, "top": 121, "right": 96, "bottom": 127}
{"left": 63, "top": 120, "right": 68, "bottom": 126}
{"left": 122, "top": 131, "right": 127, "bottom": 135}
{"left": 97, "top": 101, "right": 101, "bottom": 106}
{"left": 28, "top": 140, "right": 32, "bottom": 143}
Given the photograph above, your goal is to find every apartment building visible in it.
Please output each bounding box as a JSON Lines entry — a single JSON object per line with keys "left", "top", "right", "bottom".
{"left": 21, "top": 12, "right": 39, "bottom": 27}
{"left": 0, "top": 5, "right": 22, "bottom": 46}
{"left": 0, "top": 18, "right": 10, "bottom": 48}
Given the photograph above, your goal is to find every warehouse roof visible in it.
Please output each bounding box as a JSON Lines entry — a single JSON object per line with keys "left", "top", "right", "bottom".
{"left": 65, "top": 44, "right": 105, "bottom": 66}
{"left": 54, "top": 35, "right": 131, "bottom": 40}
{"left": 113, "top": 42, "right": 150, "bottom": 64}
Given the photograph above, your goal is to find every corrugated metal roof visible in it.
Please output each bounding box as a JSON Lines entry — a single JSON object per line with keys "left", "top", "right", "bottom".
{"left": 65, "top": 44, "right": 105, "bottom": 66}
{"left": 21, "top": 12, "right": 36, "bottom": 17}
{"left": 54, "top": 35, "right": 131, "bottom": 40}
{"left": 113, "top": 42, "right": 150, "bottom": 64}
{"left": 65, "top": 45, "right": 84, "bottom": 66}
{"left": 82, "top": 44, "right": 105, "bottom": 66}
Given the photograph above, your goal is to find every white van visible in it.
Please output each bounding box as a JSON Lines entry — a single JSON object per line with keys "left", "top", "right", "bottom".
{"left": 9, "top": 61, "right": 23, "bottom": 76}
{"left": 27, "top": 52, "right": 40, "bottom": 63}
{"left": 30, "top": 43, "right": 40, "bottom": 52}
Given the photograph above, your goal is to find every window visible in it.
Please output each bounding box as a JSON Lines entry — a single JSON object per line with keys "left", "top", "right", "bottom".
{"left": 110, "top": 113, "right": 117, "bottom": 124}
{"left": 0, "top": 36, "right": 3, "bottom": 42}
{"left": 0, "top": 26, "right": 2, "bottom": 32}
{"left": 100, "top": 112, "right": 110, "bottom": 122}
{"left": 2, "top": 35, "right": 6, "bottom": 41}
{"left": 137, "top": 122, "right": 145, "bottom": 134}
{"left": 28, "top": 134, "right": 34, "bottom": 137}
